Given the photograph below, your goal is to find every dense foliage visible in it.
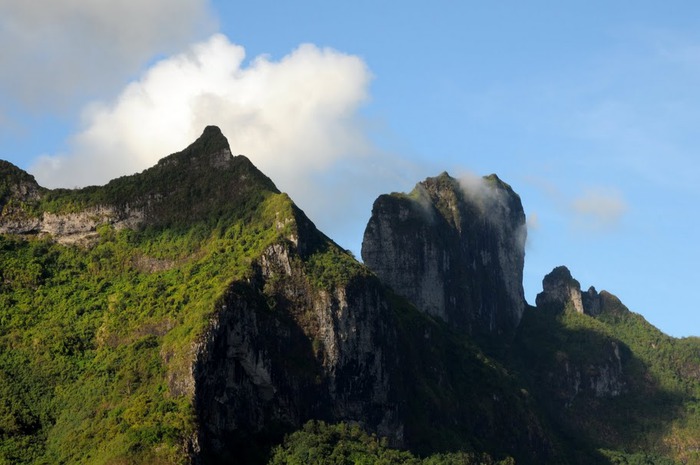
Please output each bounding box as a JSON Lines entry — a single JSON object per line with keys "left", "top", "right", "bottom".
{"left": 268, "top": 421, "right": 515, "bottom": 465}
{"left": 0, "top": 127, "right": 323, "bottom": 464}
{"left": 0, "top": 191, "right": 298, "bottom": 463}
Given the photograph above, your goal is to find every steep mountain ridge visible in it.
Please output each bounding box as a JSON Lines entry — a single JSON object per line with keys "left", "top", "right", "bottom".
{"left": 0, "top": 127, "right": 297, "bottom": 463}
{"left": 0, "top": 126, "right": 277, "bottom": 244}
{"left": 0, "top": 126, "right": 698, "bottom": 465}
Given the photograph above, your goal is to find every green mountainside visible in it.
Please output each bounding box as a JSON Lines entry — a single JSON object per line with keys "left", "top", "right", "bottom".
{"left": 0, "top": 127, "right": 300, "bottom": 463}
{"left": 514, "top": 276, "right": 700, "bottom": 464}
{"left": 0, "top": 127, "right": 698, "bottom": 465}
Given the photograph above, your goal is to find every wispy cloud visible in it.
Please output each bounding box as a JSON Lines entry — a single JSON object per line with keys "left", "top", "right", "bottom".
{"left": 571, "top": 188, "right": 627, "bottom": 232}
{"left": 524, "top": 175, "right": 627, "bottom": 234}
{"left": 0, "top": 0, "right": 215, "bottom": 110}
{"left": 526, "top": 212, "right": 540, "bottom": 231}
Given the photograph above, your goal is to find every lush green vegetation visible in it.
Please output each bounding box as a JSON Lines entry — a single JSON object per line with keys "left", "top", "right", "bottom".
{"left": 306, "top": 242, "right": 370, "bottom": 290}
{"left": 512, "top": 293, "right": 700, "bottom": 465}
{"left": 598, "top": 449, "right": 677, "bottom": 465}
{"left": 269, "top": 421, "right": 515, "bottom": 465}
{"left": 0, "top": 127, "right": 313, "bottom": 464}
{"left": 0, "top": 186, "right": 299, "bottom": 464}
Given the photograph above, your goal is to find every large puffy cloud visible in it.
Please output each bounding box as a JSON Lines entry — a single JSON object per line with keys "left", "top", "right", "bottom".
{"left": 30, "top": 34, "right": 385, "bottom": 250}
{"left": 32, "top": 34, "right": 372, "bottom": 188}
{"left": 0, "top": 0, "right": 215, "bottom": 109}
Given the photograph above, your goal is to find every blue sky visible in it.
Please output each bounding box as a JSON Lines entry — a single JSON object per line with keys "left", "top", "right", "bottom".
{"left": 1, "top": 1, "right": 699, "bottom": 337}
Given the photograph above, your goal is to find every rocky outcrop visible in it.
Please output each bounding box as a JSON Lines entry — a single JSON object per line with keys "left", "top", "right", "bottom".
{"left": 549, "top": 340, "right": 626, "bottom": 405}
{"left": 0, "top": 206, "right": 145, "bottom": 245}
{"left": 0, "top": 160, "right": 145, "bottom": 244}
{"left": 0, "top": 160, "right": 44, "bottom": 235}
{"left": 362, "top": 172, "right": 527, "bottom": 339}
{"left": 533, "top": 266, "right": 626, "bottom": 402}
{"left": 0, "top": 160, "right": 42, "bottom": 205}
{"left": 535, "top": 266, "right": 602, "bottom": 316}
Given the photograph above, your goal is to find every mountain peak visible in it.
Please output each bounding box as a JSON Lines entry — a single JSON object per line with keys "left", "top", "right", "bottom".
{"left": 0, "top": 127, "right": 279, "bottom": 242}
{"left": 202, "top": 124, "right": 223, "bottom": 136}
{"left": 536, "top": 266, "right": 602, "bottom": 316}
{"left": 362, "top": 170, "right": 527, "bottom": 339}
{"left": 155, "top": 125, "right": 232, "bottom": 170}
{"left": 93, "top": 126, "right": 279, "bottom": 227}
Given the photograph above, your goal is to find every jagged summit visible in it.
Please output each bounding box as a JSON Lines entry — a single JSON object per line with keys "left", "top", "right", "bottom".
{"left": 154, "top": 125, "right": 234, "bottom": 169}
{"left": 536, "top": 265, "right": 602, "bottom": 316}
{"left": 362, "top": 170, "right": 526, "bottom": 339}
{"left": 0, "top": 126, "right": 280, "bottom": 243}
{"left": 115, "top": 125, "right": 277, "bottom": 194}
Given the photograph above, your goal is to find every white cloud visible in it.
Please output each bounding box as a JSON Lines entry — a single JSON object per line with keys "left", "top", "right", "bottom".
{"left": 0, "top": 0, "right": 215, "bottom": 109}
{"left": 571, "top": 188, "right": 627, "bottom": 232}
{"left": 458, "top": 171, "right": 511, "bottom": 213}
{"left": 29, "top": 34, "right": 384, "bottom": 248}
{"left": 527, "top": 212, "right": 540, "bottom": 230}
{"left": 32, "top": 34, "right": 372, "bottom": 187}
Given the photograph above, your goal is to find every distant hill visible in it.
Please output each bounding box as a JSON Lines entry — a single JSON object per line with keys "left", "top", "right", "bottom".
{"left": 0, "top": 127, "right": 698, "bottom": 465}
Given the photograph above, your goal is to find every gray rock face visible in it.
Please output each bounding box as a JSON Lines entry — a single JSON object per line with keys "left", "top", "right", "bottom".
{"left": 361, "top": 172, "right": 527, "bottom": 339}
{"left": 536, "top": 266, "right": 602, "bottom": 316}
{"left": 193, "top": 229, "right": 402, "bottom": 463}
{"left": 0, "top": 206, "right": 145, "bottom": 245}
{"left": 552, "top": 340, "right": 626, "bottom": 405}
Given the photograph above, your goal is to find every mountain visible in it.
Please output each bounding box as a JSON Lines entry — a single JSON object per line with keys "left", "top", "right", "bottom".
{"left": 0, "top": 127, "right": 699, "bottom": 465}
{"left": 362, "top": 171, "right": 526, "bottom": 342}
{"left": 514, "top": 267, "right": 700, "bottom": 464}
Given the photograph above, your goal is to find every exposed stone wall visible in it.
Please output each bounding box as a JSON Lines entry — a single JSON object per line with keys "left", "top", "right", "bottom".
{"left": 0, "top": 206, "right": 145, "bottom": 245}
{"left": 361, "top": 172, "right": 527, "bottom": 340}
{"left": 193, "top": 241, "right": 402, "bottom": 464}
{"left": 536, "top": 266, "right": 603, "bottom": 317}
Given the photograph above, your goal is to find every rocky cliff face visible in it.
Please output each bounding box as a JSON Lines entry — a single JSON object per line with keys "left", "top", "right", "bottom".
{"left": 0, "top": 205, "right": 146, "bottom": 245}
{"left": 192, "top": 208, "right": 402, "bottom": 464}
{"left": 535, "top": 266, "right": 602, "bottom": 316}
{"left": 0, "top": 160, "right": 144, "bottom": 244}
{"left": 362, "top": 172, "right": 527, "bottom": 339}
{"left": 548, "top": 339, "right": 626, "bottom": 406}
{"left": 182, "top": 162, "right": 558, "bottom": 463}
